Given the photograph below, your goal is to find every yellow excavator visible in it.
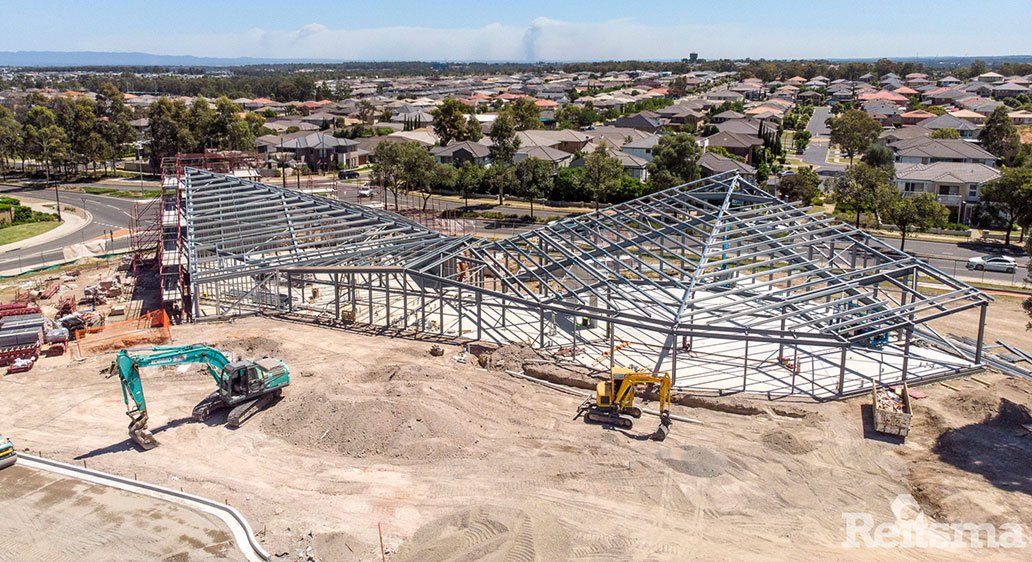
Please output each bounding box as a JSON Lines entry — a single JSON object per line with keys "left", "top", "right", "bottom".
{"left": 579, "top": 367, "right": 673, "bottom": 441}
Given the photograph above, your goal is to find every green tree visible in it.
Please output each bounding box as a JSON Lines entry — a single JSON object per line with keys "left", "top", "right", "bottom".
{"left": 455, "top": 161, "right": 485, "bottom": 208}
{"left": 423, "top": 162, "right": 457, "bottom": 210}
{"left": 430, "top": 98, "right": 471, "bottom": 145}
{"left": 828, "top": 109, "right": 881, "bottom": 165}
{"left": 930, "top": 127, "right": 961, "bottom": 139}
{"left": 670, "top": 76, "right": 689, "bottom": 97}
{"left": 646, "top": 133, "right": 701, "bottom": 189}
{"left": 884, "top": 192, "right": 949, "bottom": 250}
{"left": 980, "top": 167, "right": 1032, "bottom": 246}
{"left": 212, "top": 96, "right": 250, "bottom": 149}
{"left": 968, "top": 59, "right": 988, "bottom": 78}
{"left": 924, "top": 105, "right": 947, "bottom": 116}
{"left": 186, "top": 97, "right": 215, "bottom": 151}
{"left": 482, "top": 163, "right": 516, "bottom": 206}
{"left": 514, "top": 157, "right": 554, "bottom": 218}
{"left": 397, "top": 142, "right": 436, "bottom": 209}
{"left": 466, "top": 115, "right": 483, "bottom": 142}
{"left": 834, "top": 162, "right": 893, "bottom": 227}
{"left": 793, "top": 130, "right": 812, "bottom": 153}
{"left": 861, "top": 142, "right": 894, "bottom": 170}
{"left": 372, "top": 140, "right": 404, "bottom": 211}
{"left": 95, "top": 82, "right": 136, "bottom": 173}
{"left": 505, "top": 97, "right": 540, "bottom": 131}
{"left": 22, "top": 106, "right": 69, "bottom": 216}
{"left": 0, "top": 106, "right": 23, "bottom": 179}
{"left": 147, "top": 97, "right": 193, "bottom": 167}
{"left": 777, "top": 167, "right": 821, "bottom": 204}
{"left": 488, "top": 112, "right": 520, "bottom": 203}
{"left": 580, "top": 145, "right": 624, "bottom": 210}
{"left": 980, "top": 106, "right": 1024, "bottom": 167}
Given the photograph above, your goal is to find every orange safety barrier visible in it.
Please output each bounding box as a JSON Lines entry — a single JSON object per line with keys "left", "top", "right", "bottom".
{"left": 74, "top": 310, "right": 171, "bottom": 357}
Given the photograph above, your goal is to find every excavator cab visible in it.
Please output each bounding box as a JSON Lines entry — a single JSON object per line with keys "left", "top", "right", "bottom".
{"left": 222, "top": 361, "right": 261, "bottom": 402}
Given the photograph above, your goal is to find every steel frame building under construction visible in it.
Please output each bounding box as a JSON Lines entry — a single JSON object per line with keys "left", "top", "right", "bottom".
{"left": 131, "top": 160, "right": 992, "bottom": 399}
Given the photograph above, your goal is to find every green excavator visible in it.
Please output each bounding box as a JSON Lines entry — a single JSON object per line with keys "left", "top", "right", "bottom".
{"left": 112, "top": 344, "right": 290, "bottom": 450}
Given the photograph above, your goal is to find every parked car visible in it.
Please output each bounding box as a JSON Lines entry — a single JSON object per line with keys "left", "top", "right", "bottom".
{"left": 338, "top": 170, "right": 360, "bottom": 180}
{"left": 357, "top": 186, "right": 373, "bottom": 198}
{"left": 966, "top": 255, "right": 1017, "bottom": 273}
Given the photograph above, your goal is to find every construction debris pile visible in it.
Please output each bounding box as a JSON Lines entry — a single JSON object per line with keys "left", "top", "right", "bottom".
{"left": 874, "top": 388, "right": 906, "bottom": 413}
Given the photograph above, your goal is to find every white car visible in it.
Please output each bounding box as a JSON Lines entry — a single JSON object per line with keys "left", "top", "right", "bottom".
{"left": 357, "top": 186, "right": 373, "bottom": 198}
{"left": 966, "top": 255, "right": 1017, "bottom": 273}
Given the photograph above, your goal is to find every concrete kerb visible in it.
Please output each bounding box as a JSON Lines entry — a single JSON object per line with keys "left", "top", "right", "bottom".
{"left": 0, "top": 196, "right": 93, "bottom": 254}
{"left": 17, "top": 453, "right": 270, "bottom": 562}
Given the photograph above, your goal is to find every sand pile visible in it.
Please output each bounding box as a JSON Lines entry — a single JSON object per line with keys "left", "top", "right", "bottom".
{"left": 392, "top": 505, "right": 570, "bottom": 562}
{"left": 656, "top": 445, "right": 730, "bottom": 478}
{"left": 261, "top": 390, "right": 476, "bottom": 460}
{"left": 761, "top": 429, "right": 819, "bottom": 455}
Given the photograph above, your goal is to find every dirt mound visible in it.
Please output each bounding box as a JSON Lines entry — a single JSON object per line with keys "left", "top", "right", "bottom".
{"left": 221, "top": 335, "right": 282, "bottom": 357}
{"left": 943, "top": 388, "right": 1000, "bottom": 421}
{"left": 479, "top": 343, "right": 542, "bottom": 372}
{"left": 392, "top": 505, "right": 570, "bottom": 562}
{"left": 656, "top": 445, "right": 729, "bottom": 477}
{"left": 761, "top": 429, "right": 819, "bottom": 455}
{"left": 261, "top": 390, "right": 475, "bottom": 460}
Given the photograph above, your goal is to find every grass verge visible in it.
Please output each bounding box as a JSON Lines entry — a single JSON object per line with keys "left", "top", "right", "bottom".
{"left": 0, "top": 220, "right": 61, "bottom": 245}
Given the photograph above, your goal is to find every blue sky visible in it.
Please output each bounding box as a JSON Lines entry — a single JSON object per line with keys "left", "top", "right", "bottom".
{"left": 1, "top": 0, "right": 1030, "bottom": 61}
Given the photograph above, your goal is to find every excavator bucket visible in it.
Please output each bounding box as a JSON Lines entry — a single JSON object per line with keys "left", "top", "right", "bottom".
{"left": 128, "top": 412, "right": 158, "bottom": 450}
{"left": 650, "top": 414, "right": 672, "bottom": 442}
{"left": 131, "top": 428, "right": 158, "bottom": 450}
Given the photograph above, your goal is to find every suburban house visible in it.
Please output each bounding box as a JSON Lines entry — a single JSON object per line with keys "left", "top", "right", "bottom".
{"left": 701, "top": 131, "right": 763, "bottom": 163}
{"left": 608, "top": 112, "right": 663, "bottom": 133}
{"left": 900, "top": 110, "right": 936, "bottom": 126}
{"left": 1009, "top": 110, "right": 1032, "bottom": 125}
{"left": 513, "top": 145, "right": 573, "bottom": 171}
{"left": 796, "top": 90, "right": 823, "bottom": 104}
{"left": 992, "top": 82, "right": 1030, "bottom": 99}
{"left": 267, "top": 132, "right": 364, "bottom": 171}
{"left": 706, "top": 89, "right": 745, "bottom": 103}
{"left": 622, "top": 135, "right": 661, "bottom": 162}
{"left": 513, "top": 129, "right": 592, "bottom": 154}
{"left": 571, "top": 147, "right": 650, "bottom": 181}
{"left": 894, "top": 162, "right": 1001, "bottom": 222}
{"left": 699, "top": 151, "right": 757, "bottom": 179}
{"left": 710, "top": 110, "right": 745, "bottom": 123}
{"left": 948, "top": 109, "right": 987, "bottom": 126}
{"left": 916, "top": 114, "right": 980, "bottom": 139}
{"left": 430, "top": 141, "right": 491, "bottom": 167}
{"left": 890, "top": 138, "right": 996, "bottom": 166}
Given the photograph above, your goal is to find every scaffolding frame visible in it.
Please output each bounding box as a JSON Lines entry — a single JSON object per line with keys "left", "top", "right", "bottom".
{"left": 173, "top": 167, "right": 992, "bottom": 399}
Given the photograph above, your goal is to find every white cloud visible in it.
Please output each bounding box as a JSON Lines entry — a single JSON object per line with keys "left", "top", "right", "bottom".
{"left": 71, "top": 18, "right": 1032, "bottom": 61}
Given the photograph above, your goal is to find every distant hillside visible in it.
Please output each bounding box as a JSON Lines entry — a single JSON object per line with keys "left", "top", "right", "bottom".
{"left": 0, "top": 51, "right": 340, "bottom": 67}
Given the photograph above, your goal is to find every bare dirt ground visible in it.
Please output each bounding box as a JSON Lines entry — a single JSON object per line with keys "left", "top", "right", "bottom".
{"left": 0, "top": 463, "right": 242, "bottom": 562}
{"left": 1, "top": 261, "right": 1030, "bottom": 561}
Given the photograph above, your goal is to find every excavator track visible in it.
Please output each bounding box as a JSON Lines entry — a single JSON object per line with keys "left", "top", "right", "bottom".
{"left": 584, "top": 410, "right": 634, "bottom": 429}
{"left": 226, "top": 390, "right": 281, "bottom": 428}
{"left": 192, "top": 392, "right": 230, "bottom": 422}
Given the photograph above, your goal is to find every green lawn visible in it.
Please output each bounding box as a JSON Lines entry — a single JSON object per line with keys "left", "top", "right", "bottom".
{"left": 0, "top": 220, "right": 61, "bottom": 245}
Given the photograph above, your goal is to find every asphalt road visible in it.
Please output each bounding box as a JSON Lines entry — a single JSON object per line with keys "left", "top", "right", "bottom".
{"left": 0, "top": 183, "right": 139, "bottom": 272}
{"left": 799, "top": 106, "right": 845, "bottom": 174}
{"left": 875, "top": 235, "right": 1029, "bottom": 285}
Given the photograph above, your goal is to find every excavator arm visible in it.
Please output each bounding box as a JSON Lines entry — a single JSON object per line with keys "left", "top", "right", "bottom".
{"left": 112, "top": 344, "right": 234, "bottom": 450}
